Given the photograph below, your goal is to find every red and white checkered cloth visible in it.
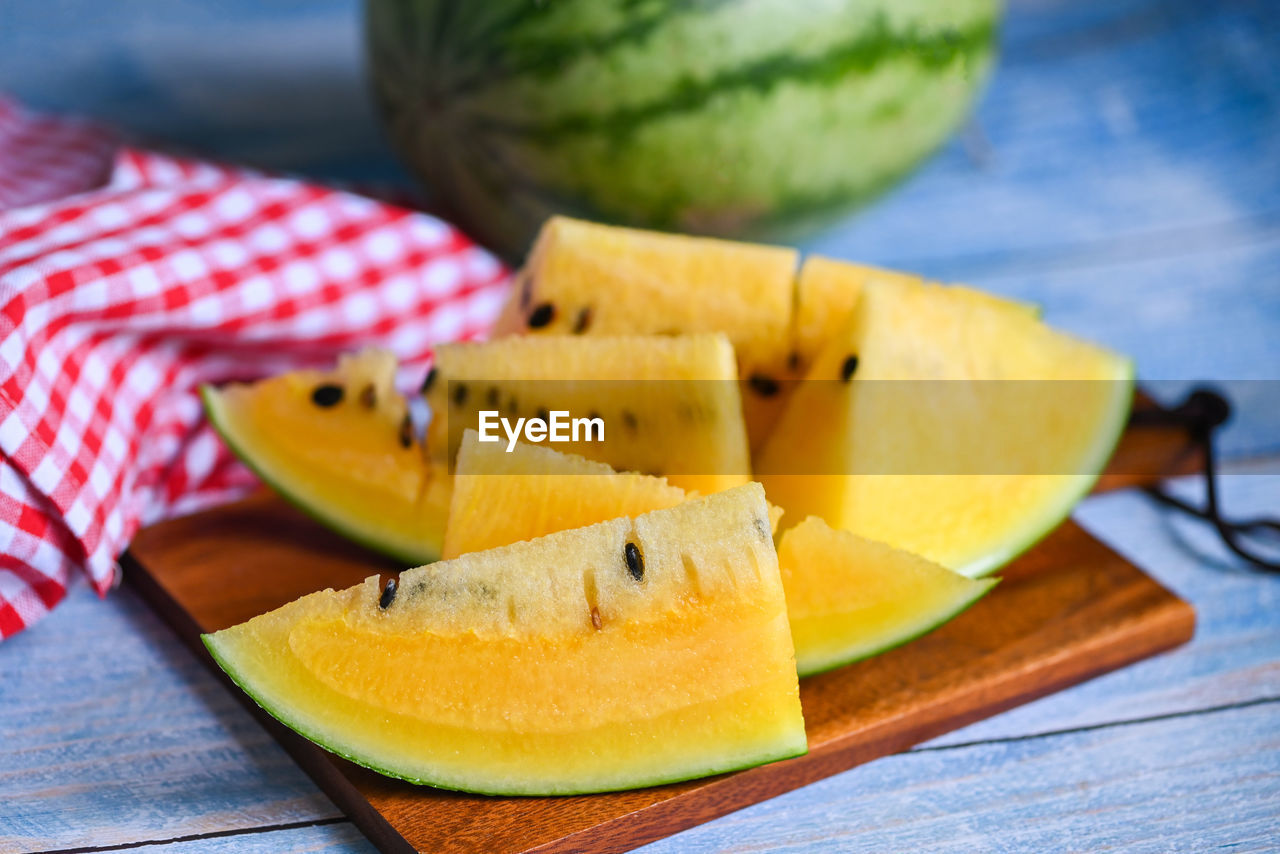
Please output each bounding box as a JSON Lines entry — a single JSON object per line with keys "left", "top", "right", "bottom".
{"left": 0, "top": 97, "right": 509, "bottom": 639}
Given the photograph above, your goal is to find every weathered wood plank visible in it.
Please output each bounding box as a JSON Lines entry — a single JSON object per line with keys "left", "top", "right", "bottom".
{"left": 808, "top": 0, "right": 1280, "bottom": 267}
{"left": 948, "top": 243, "right": 1280, "bottom": 459}
{"left": 0, "top": 585, "right": 341, "bottom": 853}
{"left": 0, "top": 0, "right": 392, "bottom": 182}
{"left": 920, "top": 469, "right": 1280, "bottom": 748}
{"left": 634, "top": 699, "right": 1280, "bottom": 854}
{"left": 93, "top": 822, "right": 375, "bottom": 854}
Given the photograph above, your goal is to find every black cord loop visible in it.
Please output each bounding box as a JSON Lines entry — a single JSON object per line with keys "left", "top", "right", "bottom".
{"left": 1132, "top": 387, "right": 1280, "bottom": 571}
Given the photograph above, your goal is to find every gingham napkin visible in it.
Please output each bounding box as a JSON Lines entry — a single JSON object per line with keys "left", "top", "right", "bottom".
{"left": 0, "top": 98, "right": 509, "bottom": 639}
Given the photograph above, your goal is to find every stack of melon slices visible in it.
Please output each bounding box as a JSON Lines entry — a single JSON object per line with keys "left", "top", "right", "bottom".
{"left": 201, "top": 216, "right": 1132, "bottom": 796}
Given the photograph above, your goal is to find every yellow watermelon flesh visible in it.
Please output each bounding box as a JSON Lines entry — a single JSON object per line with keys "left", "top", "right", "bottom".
{"left": 443, "top": 428, "right": 688, "bottom": 558}
{"left": 445, "top": 431, "right": 983, "bottom": 678}
{"left": 492, "top": 220, "right": 1042, "bottom": 455}
{"left": 493, "top": 216, "right": 797, "bottom": 378}
{"left": 778, "top": 517, "right": 996, "bottom": 677}
{"left": 201, "top": 350, "right": 449, "bottom": 565}
{"left": 745, "top": 256, "right": 1044, "bottom": 457}
{"left": 203, "top": 483, "right": 807, "bottom": 795}
{"left": 757, "top": 278, "right": 1133, "bottom": 578}
{"left": 793, "top": 256, "right": 1041, "bottom": 379}
{"left": 492, "top": 216, "right": 798, "bottom": 452}
{"left": 424, "top": 333, "right": 750, "bottom": 496}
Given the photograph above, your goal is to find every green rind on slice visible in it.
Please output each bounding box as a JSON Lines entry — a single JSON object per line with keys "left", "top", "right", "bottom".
{"left": 202, "top": 485, "right": 807, "bottom": 795}
{"left": 200, "top": 384, "right": 442, "bottom": 566}
{"left": 796, "top": 576, "right": 997, "bottom": 679}
{"left": 204, "top": 628, "right": 805, "bottom": 795}
{"left": 777, "top": 516, "right": 1002, "bottom": 678}
{"left": 956, "top": 358, "right": 1135, "bottom": 579}
{"left": 759, "top": 276, "right": 1137, "bottom": 581}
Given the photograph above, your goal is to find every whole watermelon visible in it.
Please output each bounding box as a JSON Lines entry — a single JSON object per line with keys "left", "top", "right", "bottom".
{"left": 366, "top": 0, "right": 999, "bottom": 259}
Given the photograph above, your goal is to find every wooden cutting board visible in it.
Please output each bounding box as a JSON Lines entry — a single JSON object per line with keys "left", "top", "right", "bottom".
{"left": 124, "top": 402, "right": 1199, "bottom": 854}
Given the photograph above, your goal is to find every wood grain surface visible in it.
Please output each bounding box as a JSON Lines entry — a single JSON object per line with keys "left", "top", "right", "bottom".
{"left": 123, "top": 417, "right": 1197, "bottom": 854}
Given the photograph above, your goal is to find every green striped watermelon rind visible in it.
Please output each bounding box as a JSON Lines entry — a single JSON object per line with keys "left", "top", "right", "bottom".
{"left": 367, "top": 0, "right": 1002, "bottom": 257}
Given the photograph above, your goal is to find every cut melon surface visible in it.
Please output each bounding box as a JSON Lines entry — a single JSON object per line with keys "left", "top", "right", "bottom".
{"left": 425, "top": 333, "right": 750, "bottom": 496}
{"left": 443, "top": 429, "right": 688, "bottom": 557}
{"left": 201, "top": 350, "right": 449, "bottom": 565}
{"left": 492, "top": 217, "right": 799, "bottom": 454}
{"left": 203, "top": 483, "right": 807, "bottom": 795}
{"left": 793, "top": 256, "right": 1039, "bottom": 376}
{"left": 793, "top": 257, "right": 924, "bottom": 377}
{"left": 758, "top": 278, "right": 1133, "bottom": 578}
{"left": 778, "top": 517, "right": 996, "bottom": 677}
{"left": 493, "top": 216, "right": 798, "bottom": 377}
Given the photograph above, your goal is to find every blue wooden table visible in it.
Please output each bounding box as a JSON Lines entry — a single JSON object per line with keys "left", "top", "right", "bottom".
{"left": 2, "top": 1, "right": 1278, "bottom": 851}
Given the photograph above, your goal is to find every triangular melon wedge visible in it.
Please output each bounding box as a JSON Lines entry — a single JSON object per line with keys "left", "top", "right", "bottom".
{"left": 744, "top": 256, "right": 1044, "bottom": 457}
{"left": 443, "top": 428, "right": 688, "bottom": 557}
{"left": 758, "top": 278, "right": 1133, "bottom": 577}
{"left": 203, "top": 483, "right": 807, "bottom": 795}
{"left": 201, "top": 350, "right": 449, "bottom": 565}
{"left": 492, "top": 217, "right": 798, "bottom": 380}
{"left": 793, "top": 256, "right": 1040, "bottom": 378}
{"left": 491, "top": 217, "right": 799, "bottom": 453}
{"left": 425, "top": 333, "right": 750, "bottom": 496}
{"left": 778, "top": 517, "right": 996, "bottom": 677}
{"left": 447, "top": 434, "right": 980, "bottom": 679}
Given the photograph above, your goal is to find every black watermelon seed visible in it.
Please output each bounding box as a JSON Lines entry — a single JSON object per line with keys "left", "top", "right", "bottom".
{"left": 452, "top": 383, "right": 468, "bottom": 406}
{"left": 398, "top": 414, "right": 413, "bottom": 448}
{"left": 535, "top": 407, "right": 549, "bottom": 422}
{"left": 572, "top": 306, "right": 593, "bottom": 334}
{"left": 590, "top": 606, "right": 603, "bottom": 630}
{"left": 507, "top": 395, "right": 519, "bottom": 414}
{"left": 486, "top": 386, "right": 500, "bottom": 408}
{"left": 840, "top": 355, "right": 859, "bottom": 382}
{"left": 359, "top": 383, "right": 377, "bottom": 408}
{"left": 621, "top": 410, "right": 639, "bottom": 432}
{"left": 748, "top": 373, "right": 780, "bottom": 397}
{"left": 787, "top": 351, "right": 801, "bottom": 372}
{"left": 624, "top": 542, "right": 644, "bottom": 582}
{"left": 379, "top": 577, "right": 398, "bottom": 609}
{"left": 587, "top": 410, "right": 601, "bottom": 422}
{"left": 311, "top": 384, "right": 343, "bottom": 407}
{"left": 528, "top": 302, "right": 555, "bottom": 328}
{"left": 420, "top": 367, "right": 437, "bottom": 394}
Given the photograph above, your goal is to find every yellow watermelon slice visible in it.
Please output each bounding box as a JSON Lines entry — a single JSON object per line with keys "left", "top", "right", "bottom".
{"left": 445, "top": 433, "right": 979, "bottom": 678}
{"left": 424, "top": 333, "right": 750, "bottom": 496}
{"left": 443, "top": 428, "right": 687, "bottom": 557}
{"left": 492, "top": 217, "right": 798, "bottom": 451}
{"left": 778, "top": 517, "right": 996, "bottom": 676}
{"left": 203, "top": 483, "right": 807, "bottom": 795}
{"left": 201, "top": 350, "right": 449, "bottom": 565}
{"left": 493, "top": 216, "right": 797, "bottom": 382}
{"left": 758, "top": 278, "right": 1133, "bottom": 577}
